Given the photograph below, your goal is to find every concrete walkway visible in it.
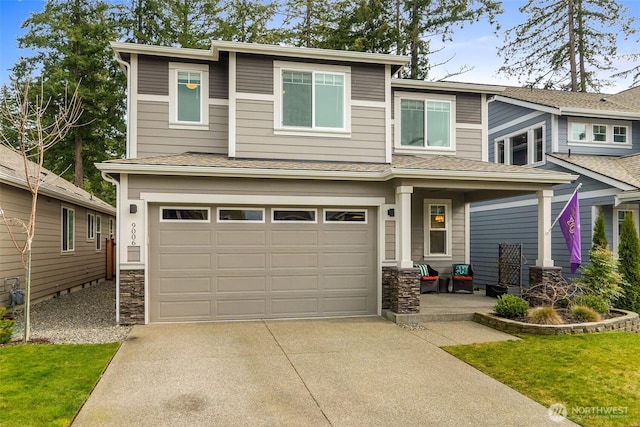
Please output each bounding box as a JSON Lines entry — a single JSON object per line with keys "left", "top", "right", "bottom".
{"left": 73, "top": 318, "right": 575, "bottom": 426}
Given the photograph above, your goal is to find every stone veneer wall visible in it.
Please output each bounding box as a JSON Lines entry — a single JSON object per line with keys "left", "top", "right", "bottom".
{"left": 474, "top": 310, "right": 640, "bottom": 335}
{"left": 119, "top": 269, "right": 145, "bottom": 325}
{"left": 383, "top": 267, "right": 420, "bottom": 314}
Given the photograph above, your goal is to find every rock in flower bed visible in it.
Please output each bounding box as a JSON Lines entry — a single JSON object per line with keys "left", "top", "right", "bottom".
{"left": 6, "top": 280, "right": 131, "bottom": 344}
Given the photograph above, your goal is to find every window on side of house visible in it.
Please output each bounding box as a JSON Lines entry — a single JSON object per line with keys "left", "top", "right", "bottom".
{"left": 494, "top": 123, "right": 545, "bottom": 165}
{"left": 280, "top": 67, "right": 347, "bottom": 131}
{"left": 168, "top": 62, "right": 209, "bottom": 128}
{"left": 96, "top": 216, "right": 102, "bottom": 250}
{"left": 613, "top": 207, "right": 640, "bottom": 255}
{"left": 62, "top": 207, "right": 75, "bottom": 252}
{"left": 87, "top": 213, "right": 95, "bottom": 240}
{"left": 423, "top": 200, "right": 451, "bottom": 257}
{"left": 399, "top": 96, "right": 453, "bottom": 150}
{"left": 568, "top": 120, "right": 631, "bottom": 145}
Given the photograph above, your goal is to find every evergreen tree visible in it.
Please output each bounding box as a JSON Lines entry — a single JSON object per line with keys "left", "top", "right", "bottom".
{"left": 217, "top": 0, "right": 281, "bottom": 43}
{"left": 592, "top": 207, "right": 608, "bottom": 249}
{"left": 498, "top": 0, "right": 635, "bottom": 92}
{"left": 617, "top": 212, "right": 640, "bottom": 313}
{"left": 281, "top": 0, "right": 345, "bottom": 48}
{"left": 116, "top": 0, "right": 169, "bottom": 44}
{"left": 16, "top": 0, "right": 125, "bottom": 204}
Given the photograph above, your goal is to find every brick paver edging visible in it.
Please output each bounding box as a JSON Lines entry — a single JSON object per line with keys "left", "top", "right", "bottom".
{"left": 474, "top": 309, "right": 640, "bottom": 335}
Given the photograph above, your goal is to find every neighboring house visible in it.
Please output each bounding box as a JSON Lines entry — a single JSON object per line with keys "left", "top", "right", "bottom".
{"left": 98, "top": 41, "right": 575, "bottom": 325}
{"left": 0, "top": 144, "right": 116, "bottom": 307}
{"left": 471, "top": 86, "right": 640, "bottom": 287}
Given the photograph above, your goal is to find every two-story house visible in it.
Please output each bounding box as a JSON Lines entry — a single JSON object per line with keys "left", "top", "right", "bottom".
{"left": 98, "top": 41, "right": 575, "bottom": 324}
{"left": 471, "top": 86, "right": 640, "bottom": 287}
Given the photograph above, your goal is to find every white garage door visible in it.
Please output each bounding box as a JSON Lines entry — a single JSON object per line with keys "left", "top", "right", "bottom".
{"left": 149, "top": 205, "right": 377, "bottom": 322}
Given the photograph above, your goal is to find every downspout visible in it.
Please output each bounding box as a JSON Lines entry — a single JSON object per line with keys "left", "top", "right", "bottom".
{"left": 114, "top": 55, "right": 131, "bottom": 158}
{"left": 102, "top": 171, "right": 121, "bottom": 323}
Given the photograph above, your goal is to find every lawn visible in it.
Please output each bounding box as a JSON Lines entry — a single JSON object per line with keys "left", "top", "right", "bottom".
{"left": 0, "top": 343, "right": 120, "bottom": 427}
{"left": 445, "top": 332, "right": 640, "bottom": 427}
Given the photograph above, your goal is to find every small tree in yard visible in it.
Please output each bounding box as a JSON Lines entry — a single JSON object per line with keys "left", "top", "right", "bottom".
{"left": 575, "top": 246, "right": 623, "bottom": 308}
{"left": 0, "top": 80, "right": 82, "bottom": 342}
{"left": 617, "top": 212, "right": 640, "bottom": 313}
{"left": 592, "top": 207, "right": 608, "bottom": 249}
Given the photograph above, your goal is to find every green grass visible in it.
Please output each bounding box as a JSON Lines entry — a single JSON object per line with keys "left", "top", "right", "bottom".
{"left": 445, "top": 332, "right": 640, "bottom": 427}
{"left": 0, "top": 343, "right": 119, "bottom": 427}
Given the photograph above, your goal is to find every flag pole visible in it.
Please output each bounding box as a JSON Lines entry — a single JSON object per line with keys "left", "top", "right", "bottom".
{"left": 546, "top": 183, "right": 582, "bottom": 234}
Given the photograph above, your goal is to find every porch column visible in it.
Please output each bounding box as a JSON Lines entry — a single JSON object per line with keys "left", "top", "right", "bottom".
{"left": 536, "top": 189, "right": 554, "bottom": 267}
{"left": 396, "top": 185, "right": 413, "bottom": 269}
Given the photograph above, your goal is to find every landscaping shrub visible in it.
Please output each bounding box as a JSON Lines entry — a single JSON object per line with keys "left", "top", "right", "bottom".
{"left": 0, "top": 308, "right": 16, "bottom": 344}
{"left": 616, "top": 212, "right": 640, "bottom": 314}
{"left": 494, "top": 294, "right": 529, "bottom": 319}
{"left": 570, "top": 305, "right": 602, "bottom": 323}
{"left": 574, "top": 246, "right": 623, "bottom": 306}
{"left": 573, "top": 294, "right": 610, "bottom": 314}
{"left": 592, "top": 208, "right": 608, "bottom": 249}
{"left": 526, "top": 306, "right": 563, "bottom": 325}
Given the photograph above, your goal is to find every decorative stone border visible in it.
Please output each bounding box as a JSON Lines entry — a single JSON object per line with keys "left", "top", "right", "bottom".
{"left": 474, "top": 309, "right": 640, "bottom": 335}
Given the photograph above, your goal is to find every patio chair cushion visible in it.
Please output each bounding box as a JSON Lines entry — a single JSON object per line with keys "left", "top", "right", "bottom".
{"left": 421, "top": 276, "right": 438, "bottom": 281}
{"left": 452, "top": 276, "right": 473, "bottom": 281}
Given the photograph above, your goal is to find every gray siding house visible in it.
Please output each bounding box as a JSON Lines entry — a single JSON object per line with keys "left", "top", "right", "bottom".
{"left": 0, "top": 145, "right": 116, "bottom": 307}
{"left": 471, "top": 86, "right": 640, "bottom": 287}
{"left": 99, "top": 41, "right": 575, "bottom": 325}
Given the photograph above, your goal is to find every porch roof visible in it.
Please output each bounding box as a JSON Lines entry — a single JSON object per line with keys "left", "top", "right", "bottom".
{"left": 547, "top": 153, "right": 640, "bottom": 189}
{"left": 98, "top": 152, "right": 576, "bottom": 185}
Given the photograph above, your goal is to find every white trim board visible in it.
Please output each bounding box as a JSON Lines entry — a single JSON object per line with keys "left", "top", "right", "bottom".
{"left": 489, "top": 111, "right": 546, "bottom": 135}
{"left": 470, "top": 188, "right": 620, "bottom": 213}
{"left": 546, "top": 156, "right": 637, "bottom": 191}
{"left": 139, "top": 193, "right": 386, "bottom": 206}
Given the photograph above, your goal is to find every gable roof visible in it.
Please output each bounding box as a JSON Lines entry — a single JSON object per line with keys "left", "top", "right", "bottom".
{"left": 547, "top": 152, "right": 640, "bottom": 190}
{"left": 495, "top": 86, "right": 640, "bottom": 119}
{"left": 97, "top": 152, "right": 576, "bottom": 185}
{"left": 0, "top": 145, "right": 115, "bottom": 215}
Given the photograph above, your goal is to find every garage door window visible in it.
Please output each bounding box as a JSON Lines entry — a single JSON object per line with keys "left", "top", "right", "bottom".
{"left": 161, "top": 207, "right": 210, "bottom": 222}
{"left": 324, "top": 209, "right": 367, "bottom": 223}
{"left": 273, "top": 209, "right": 317, "bottom": 223}
{"left": 218, "top": 208, "right": 265, "bottom": 223}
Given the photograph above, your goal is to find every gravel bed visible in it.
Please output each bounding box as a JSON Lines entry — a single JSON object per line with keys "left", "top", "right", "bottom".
{"left": 9, "top": 280, "right": 131, "bottom": 344}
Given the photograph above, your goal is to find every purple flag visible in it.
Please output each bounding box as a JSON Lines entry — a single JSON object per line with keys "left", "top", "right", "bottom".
{"left": 558, "top": 190, "right": 581, "bottom": 273}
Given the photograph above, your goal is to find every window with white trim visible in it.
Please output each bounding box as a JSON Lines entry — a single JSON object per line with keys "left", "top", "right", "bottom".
{"left": 395, "top": 92, "right": 455, "bottom": 152}
{"left": 423, "top": 200, "right": 451, "bottom": 257}
{"left": 96, "top": 216, "right": 102, "bottom": 251}
{"left": 217, "top": 208, "right": 265, "bottom": 223}
{"left": 62, "top": 207, "right": 75, "bottom": 252}
{"left": 494, "top": 123, "right": 545, "bottom": 165}
{"left": 613, "top": 207, "right": 639, "bottom": 255}
{"left": 87, "top": 213, "right": 95, "bottom": 240}
{"left": 161, "top": 207, "right": 210, "bottom": 222}
{"left": 272, "top": 209, "right": 317, "bottom": 223}
{"left": 569, "top": 120, "right": 631, "bottom": 145}
{"left": 169, "top": 62, "right": 209, "bottom": 128}
{"left": 274, "top": 61, "right": 351, "bottom": 135}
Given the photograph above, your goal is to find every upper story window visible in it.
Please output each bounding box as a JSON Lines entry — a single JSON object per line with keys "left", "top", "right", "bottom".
{"left": 568, "top": 120, "right": 631, "bottom": 146}
{"left": 169, "top": 62, "right": 209, "bottom": 129}
{"left": 495, "top": 123, "right": 544, "bottom": 166}
{"left": 394, "top": 92, "right": 455, "bottom": 153}
{"left": 274, "top": 61, "right": 351, "bottom": 136}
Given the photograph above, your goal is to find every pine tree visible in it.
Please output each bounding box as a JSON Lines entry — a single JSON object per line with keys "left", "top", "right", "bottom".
{"left": 16, "top": 0, "right": 125, "bottom": 203}
{"left": 498, "top": 0, "right": 635, "bottom": 92}
{"left": 617, "top": 212, "right": 640, "bottom": 313}
{"left": 216, "top": 0, "right": 281, "bottom": 43}
{"left": 592, "top": 207, "right": 608, "bottom": 249}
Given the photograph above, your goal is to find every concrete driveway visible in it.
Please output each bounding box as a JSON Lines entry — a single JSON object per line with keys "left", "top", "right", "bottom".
{"left": 73, "top": 318, "right": 573, "bottom": 426}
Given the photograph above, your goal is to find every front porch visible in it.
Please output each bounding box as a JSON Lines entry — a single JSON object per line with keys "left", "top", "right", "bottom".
{"left": 383, "top": 290, "right": 496, "bottom": 324}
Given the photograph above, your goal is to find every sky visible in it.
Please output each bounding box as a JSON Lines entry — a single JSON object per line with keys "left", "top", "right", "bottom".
{"left": 0, "top": 0, "right": 638, "bottom": 93}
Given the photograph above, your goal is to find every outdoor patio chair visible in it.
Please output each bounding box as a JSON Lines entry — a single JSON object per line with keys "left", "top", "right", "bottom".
{"left": 415, "top": 264, "right": 439, "bottom": 294}
{"left": 451, "top": 263, "right": 474, "bottom": 293}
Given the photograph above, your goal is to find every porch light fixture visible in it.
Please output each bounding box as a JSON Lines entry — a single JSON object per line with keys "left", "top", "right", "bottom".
{"left": 434, "top": 215, "right": 445, "bottom": 223}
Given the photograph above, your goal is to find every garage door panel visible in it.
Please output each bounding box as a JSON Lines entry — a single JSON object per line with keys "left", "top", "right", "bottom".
{"left": 271, "top": 298, "right": 318, "bottom": 316}
{"left": 271, "top": 275, "right": 318, "bottom": 291}
{"left": 150, "top": 204, "right": 377, "bottom": 322}
{"left": 159, "top": 277, "right": 212, "bottom": 294}
{"left": 271, "top": 230, "right": 318, "bottom": 245}
{"left": 217, "top": 230, "right": 266, "bottom": 246}
{"left": 159, "top": 300, "right": 212, "bottom": 318}
{"left": 160, "top": 230, "right": 211, "bottom": 246}
{"left": 217, "top": 276, "right": 267, "bottom": 293}
{"left": 216, "top": 299, "right": 266, "bottom": 318}
{"left": 217, "top": 253, "right": 266, "bottom": 269}
{"left": 160, "top": 253, "right": 211, "bottom": 269}
{"left": 271, "top": 252, "right": 318, "bottom": 268}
